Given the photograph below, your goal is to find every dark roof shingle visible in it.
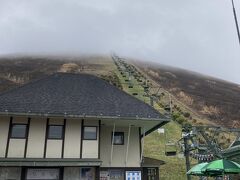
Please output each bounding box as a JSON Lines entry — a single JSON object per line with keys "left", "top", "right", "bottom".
{"left": 0, "top": 73, "right": 166, "bottom": 119}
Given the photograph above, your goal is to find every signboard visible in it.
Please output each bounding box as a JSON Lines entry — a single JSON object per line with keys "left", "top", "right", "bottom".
{"left": 26, "top": 169, "right": 59, "bottom": 180}
{"left": 100, "top": 171, "right": 109, "bottom": 180}
{"left": 109, "top": 170, "right": 124, "bottom": 180}
{"left": 126, "top": 171, "right": 141, "bottom": 180}
{"left": 157, "top": 128, "right": 165, "bottom": 134}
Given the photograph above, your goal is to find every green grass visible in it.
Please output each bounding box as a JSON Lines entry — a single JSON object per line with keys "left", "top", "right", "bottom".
{"left": 113, "top": 64, "right": 192, "bottom": 179}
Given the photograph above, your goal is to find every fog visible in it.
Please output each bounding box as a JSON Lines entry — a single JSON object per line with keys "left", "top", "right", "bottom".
{"left": 0, "top": 0, "right": 240, "bottom": 83}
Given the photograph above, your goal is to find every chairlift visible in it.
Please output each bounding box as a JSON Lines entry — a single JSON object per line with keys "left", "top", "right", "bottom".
{"left": 143, "top": 86, "right": 149, "bottom": 92}
{"left": 165, "top": 141, "right": 177, "bottom": 156}
{"left": 164, "top": 105, "right": 171, "bottom": 112}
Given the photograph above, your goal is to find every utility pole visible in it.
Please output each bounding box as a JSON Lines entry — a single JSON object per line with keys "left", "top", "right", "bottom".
{"left": 231, "top": 0, "right": 240, "bottom": 46}
{"left": 183, "top": 133, "right": 191, "bottom": 180}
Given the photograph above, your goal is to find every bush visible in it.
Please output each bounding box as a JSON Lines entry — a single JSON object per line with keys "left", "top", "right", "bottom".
{"left": 183, "top": 112, "right": 191, "bottom": 118}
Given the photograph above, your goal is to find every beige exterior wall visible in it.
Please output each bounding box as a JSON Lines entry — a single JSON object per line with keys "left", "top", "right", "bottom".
{"left": 100, "top": 126, "right": 141, "bottom": 167}
{"left": 81, "top": 120, "right": 99, "bottom": 159}
{"left": 8, "top": 139, "right": 25, "bottom": 158}
{"left": 82, "top": 140, "right": 99, "bottom": 158}
{"left": 64, "top": 119, "right": 81, "bottom": 158}
{"left": 26, "top": 118, "right": 46, "bottom": 158}
{"left": 0, "top": 116, "right": 9, "bottom": 157}
{"left": 46, "top": 140, "right": 62, "bottom": 158}
{"left": 0, "top": 115, "right": 142, "bottom": 167}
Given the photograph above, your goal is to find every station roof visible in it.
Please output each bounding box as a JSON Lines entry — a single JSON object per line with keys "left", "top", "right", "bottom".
{"left": 0, "top": 73, "right": 168, "bottom": 121}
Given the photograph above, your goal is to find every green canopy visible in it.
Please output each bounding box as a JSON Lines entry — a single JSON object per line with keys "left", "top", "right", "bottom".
{"left": 202, "top": 159, "right": 240, "bottom": 175}
{"left": 187, "top": 162, "right": 209, "bottom": 176}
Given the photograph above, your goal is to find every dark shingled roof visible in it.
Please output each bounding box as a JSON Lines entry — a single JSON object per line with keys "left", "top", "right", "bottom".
{"left": 0, "top": 73, "right": 166, "bottom": 119}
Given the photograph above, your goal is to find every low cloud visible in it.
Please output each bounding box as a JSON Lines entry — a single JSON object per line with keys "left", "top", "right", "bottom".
{"left": 0, "top": 0, "right": 240, "bottom": 83}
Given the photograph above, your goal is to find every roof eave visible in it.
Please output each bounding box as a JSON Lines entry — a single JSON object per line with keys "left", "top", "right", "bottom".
{"left": 0, "top": 111, "right": 171, "bottom": 122}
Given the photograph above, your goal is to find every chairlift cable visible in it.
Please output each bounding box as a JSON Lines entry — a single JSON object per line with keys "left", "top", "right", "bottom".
{"left": 231, "top": 0, "right": 240, "bottom": 46}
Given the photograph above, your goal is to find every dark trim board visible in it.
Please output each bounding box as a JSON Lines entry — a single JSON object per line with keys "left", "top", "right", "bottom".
{"left": 80, "top": 119, "right": 84, "bottom": 158}
{"left": 139, "top": 127, "right": 142, "bottom": 159}
{"left": 141, "top": 121, "right": 169, "bottom": 138}
{"left": 24, "top": 117, "right": 31, "bottom": 158}
{"left": 95, "top": 166, "right": 100, "bottom": 180}
{"left": 5, "top": 116, "right": 12, "bottom": 158}
{"left": 62, "top": 119, "right": 66, "bottom": 158}
{"left": 98, "top": 120, "right": 101, "bottom": 159}
{"left": 43, "top": 118, "right": 49, "bottom": 158}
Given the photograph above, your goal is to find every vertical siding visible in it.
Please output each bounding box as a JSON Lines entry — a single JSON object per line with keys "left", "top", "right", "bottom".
{"left": 45, "top": 118, "right": 64, "bottom": 158}
{"left": 7, "top": 117, "right": 28, "bottom": 158}
{"left": 64, "top": 119, "right": 81, "bottom": 158}
{"left": 81, "top": 120, "right": 99, "bottom": 159}
{"left": 0, "top": 116, "right": 9, "bottom": 157}
{"left": 82, "top": 140, "right": 99, "bottom": 158}
{"left": 26, "top": 118, "right": 46, "bottom": 158}
{"left": 7, "top": 139, "right": 25, "bottom": 158}
{"left": 100, "top": 126, "right": 141, "bottom": 167}
{"left": 46, "top": 140, "right": 62, "bottom": 158}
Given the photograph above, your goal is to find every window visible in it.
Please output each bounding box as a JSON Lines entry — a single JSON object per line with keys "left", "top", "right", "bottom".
{"left": 10, "top": 124, "right": 27, "bottom": 138}
{"left": 26, "top": 168, "right": 60, "bottom": 180}
{"left": 112, "top": 132, "right": 124, "bottom": 145}
{"left": 80, "top": 167, "right": 95, "bottom": 179}
{"left": 48, "top": 125, "right": 63, "bottom": 139}
{"left": 83, "top": 127, "right": 97, "bottom": 140}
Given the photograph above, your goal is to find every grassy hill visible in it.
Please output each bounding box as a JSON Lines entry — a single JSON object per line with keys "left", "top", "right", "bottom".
{"left": 133, "top": 60, "right": 240, "bottom": 128}
{"left": 0, "top": 55, "right": 239, "bottom": 179}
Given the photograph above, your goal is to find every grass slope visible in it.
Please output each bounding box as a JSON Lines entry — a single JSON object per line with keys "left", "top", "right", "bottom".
{"left": 113, "top": 61, "right": 190, "bottom": 179}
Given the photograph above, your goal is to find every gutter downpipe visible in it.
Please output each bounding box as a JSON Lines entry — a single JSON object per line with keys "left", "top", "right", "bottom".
{"left": 141, "top": 127, "right": 145, "bottom": 163}
{"left": 125, "top": 124, "right": 131, "bottom": 166}
{"left": 110, "top": 123, "right": 116, "bottom": 166}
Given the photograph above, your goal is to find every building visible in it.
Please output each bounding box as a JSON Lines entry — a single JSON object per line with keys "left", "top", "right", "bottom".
{"left": 0, "top": 73, "right": 170, "bottom": 180}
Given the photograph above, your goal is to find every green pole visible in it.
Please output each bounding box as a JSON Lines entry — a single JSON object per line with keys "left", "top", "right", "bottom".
{"left": 184, "top": 135, "right": 191, "bottom": 180}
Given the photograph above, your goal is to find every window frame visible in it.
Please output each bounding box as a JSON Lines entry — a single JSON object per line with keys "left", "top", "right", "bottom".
{"left": 83, "top": 126, "right": 98, "bottom": 140}
{"left": 47, "top": 125, "right": 64, "bottom": 140}
{"left": 112, "top": 132, "right": 124, "bottom": 145}
{"left": 10, "top": 123, "right": 28, "bottom": 139}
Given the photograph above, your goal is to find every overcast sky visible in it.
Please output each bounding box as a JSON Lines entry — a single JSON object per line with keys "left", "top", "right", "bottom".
{"left": 0, "top": 0, "right": 240, "bottom": 84}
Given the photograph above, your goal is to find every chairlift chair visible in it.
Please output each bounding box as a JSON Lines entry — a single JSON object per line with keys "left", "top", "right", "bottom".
{"left": 165, "top": 141, "right": 177, "bottom": 156}
{"left": 164, "top": 105, "right": 171, "bottom": 112}
{"left": 143, "top": 86, "right": 149, "bottom": 93}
